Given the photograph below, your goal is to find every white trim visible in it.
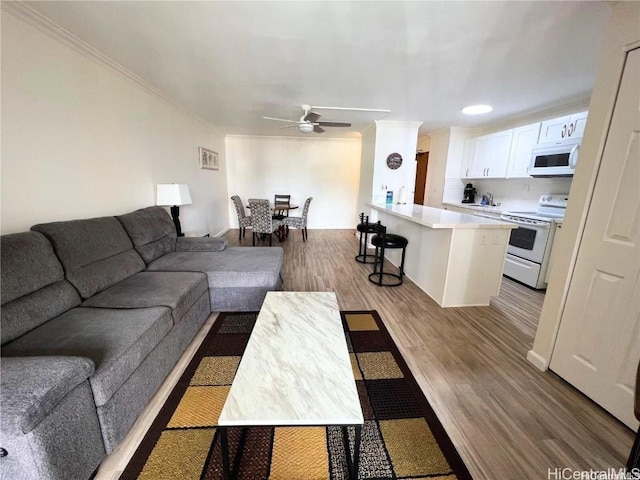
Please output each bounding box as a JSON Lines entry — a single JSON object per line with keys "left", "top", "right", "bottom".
{"left": 526, "top": 350, "right": 549, "bottom": 371}
{"left": 224, "top": 134, "right": 361, "bottom": 142}
{"left": 214, "top": 227, "right": 230, "bottom": 237}
{"left": 375, "top": 120, "right": 423, "bottom": 129}
{"left": 2, "top": 1, "right": 223, "bottom": 134}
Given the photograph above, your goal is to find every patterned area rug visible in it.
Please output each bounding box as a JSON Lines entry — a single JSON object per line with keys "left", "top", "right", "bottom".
{"left": 120, "top": 311, "right": 472, "bottom": 480}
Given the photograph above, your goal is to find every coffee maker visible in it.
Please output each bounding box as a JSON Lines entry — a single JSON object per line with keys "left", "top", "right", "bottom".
{"left": 462, "top": 183, "right": 477, "bottom": 203}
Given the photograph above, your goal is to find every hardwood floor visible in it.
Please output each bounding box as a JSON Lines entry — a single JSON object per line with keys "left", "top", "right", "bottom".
{"left": 97, "top": 228, "right": 634, "bottom": 480}
{"left": 231, "top": 229, "right": 634, "bottom": 478}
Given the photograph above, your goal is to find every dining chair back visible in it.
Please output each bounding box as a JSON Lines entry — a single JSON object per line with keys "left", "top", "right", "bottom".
{"left": 273, "top": 194, "right": 291, "bottom": 221}
{"left": 231, "top": 195, "right": 252, "bottom": 242}
{"left": 248, "top": 199, "right": 282, "bottom": 246}
{"left": 283, "top": 197, "right": 313, "bottom": 242}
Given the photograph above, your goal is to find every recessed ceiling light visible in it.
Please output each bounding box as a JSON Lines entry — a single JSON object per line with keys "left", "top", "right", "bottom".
{"left": 462, "top": 104, "right": 493, "bottom": 115}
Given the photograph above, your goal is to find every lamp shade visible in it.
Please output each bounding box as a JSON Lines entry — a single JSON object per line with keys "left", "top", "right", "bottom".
{"left": 156, "top": 184, "right": 192, "bottom": 206}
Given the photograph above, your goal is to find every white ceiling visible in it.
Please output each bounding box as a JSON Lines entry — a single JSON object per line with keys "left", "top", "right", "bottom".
{"left": 25, "top": 1, "right": 611, "bottom": 138}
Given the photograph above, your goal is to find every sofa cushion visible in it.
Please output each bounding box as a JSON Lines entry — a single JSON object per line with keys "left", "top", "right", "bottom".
{"left": 1, "top": 282, "right": 81, "bottom": 347}
{"left": 117, "top": 206, "right": 177, "bottom": 264}
{"left": 81, "top": 271, "right": 209, "bottom": 323}
{"left": 176, "top": 236, "right": 228, "bottom": 252}
{"left": 1, "top": 232, "right": 64, "bottom": 304}
{"left": 146, "top": 247, "right": 284, "bottom": 288}
{"left": 0, "top": 356, "right": 95, "bottom": 434}
{"left": 2, "top": 306, "right": 173, "bottom": 407}
{"left": 32, "top": 217, "right": 146, "bottom": 299}
{"left": 1, "top": 232, "right": 81, "bottom": 345}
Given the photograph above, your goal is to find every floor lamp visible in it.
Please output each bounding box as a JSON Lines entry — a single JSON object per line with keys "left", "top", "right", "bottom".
{"left": 156, "top": 184, "right": 192, "bottom": 237}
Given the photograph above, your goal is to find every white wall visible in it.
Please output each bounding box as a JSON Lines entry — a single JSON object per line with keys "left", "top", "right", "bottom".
{"left": 424, "top": 128, "right": 451, "bottom": 207}
{"left": 357, "top": 127, "right": 377, "bottom": 215}
{"left": 225, "top": 135, "right": 362, "bottom": 229}
{"left": 371, "top": 121, "right": 421, "bottom": 204}
{"left": 416, "top": 136, "right": 431, "bottom": 153}
{"left": 1, "top": 11, "right": 229, "bottom": 235}
{"left": 445, "top": 177, "right": 573, "bottom": 211}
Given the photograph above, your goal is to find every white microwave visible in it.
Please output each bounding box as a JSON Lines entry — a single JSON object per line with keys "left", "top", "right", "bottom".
{"left": 529, "top": 140, "right": 579, "bottom": 177}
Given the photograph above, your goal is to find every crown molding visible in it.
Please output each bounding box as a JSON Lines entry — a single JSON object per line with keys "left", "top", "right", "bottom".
{"left": 2, "top": 1, "right": 224, "bottom": 134}
{"left": 375, "top": 120, "right": 423, "bottom": 129}
{"left": 225, "top": 134, "right": 361, "bottom": 142}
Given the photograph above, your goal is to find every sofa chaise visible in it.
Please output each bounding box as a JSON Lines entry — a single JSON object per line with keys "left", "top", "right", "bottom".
{"left": 0, "top": 206, "right": 283, "bottom": 479}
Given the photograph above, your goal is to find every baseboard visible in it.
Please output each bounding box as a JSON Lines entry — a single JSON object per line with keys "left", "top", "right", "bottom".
{"left": 214, "top": 227, "right": 230, "bottom": 237}
{"left": 526, "top": 349, "right": 549, "bottom": 371}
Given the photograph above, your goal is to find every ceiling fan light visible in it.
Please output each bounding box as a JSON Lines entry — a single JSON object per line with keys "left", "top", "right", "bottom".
{"left": 298, "top": 123, "right": 314, "bottom": 134}
{"left": 462, "top": 104, "right": 493, "bottom": 115}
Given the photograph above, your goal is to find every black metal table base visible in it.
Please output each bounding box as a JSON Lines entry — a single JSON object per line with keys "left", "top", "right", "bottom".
{"left": 219, "top": 424, "right": 362, "bottom": 479}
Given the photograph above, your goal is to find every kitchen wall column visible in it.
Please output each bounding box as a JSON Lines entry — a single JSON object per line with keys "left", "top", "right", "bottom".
{"left": 425, "top": 127, "right": 477, "bottom": 207}
{"left": 357, "top": 120, "right": 422, "bottom": 213}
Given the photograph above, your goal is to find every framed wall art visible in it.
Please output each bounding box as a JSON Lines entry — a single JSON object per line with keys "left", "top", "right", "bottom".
{"left": 199, "top": 147, "right": 219, "bottom": 170}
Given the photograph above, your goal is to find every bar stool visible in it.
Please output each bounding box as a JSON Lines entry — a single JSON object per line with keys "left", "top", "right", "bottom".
{"left": 356, "top": 213, "right": 377, "bottom": 264}
{"left": 368, "top": 221, "right": 408, "bottom": 287}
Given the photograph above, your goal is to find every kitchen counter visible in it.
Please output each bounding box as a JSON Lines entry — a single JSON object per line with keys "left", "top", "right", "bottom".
{"left": 441, "top": 202, "right": 505, "bottom": 214}
{"left": 365, "top": 203, "right": 516, "bottom": 308}
{"left": 369, "top": 203, "right": 513, "bottom": 228}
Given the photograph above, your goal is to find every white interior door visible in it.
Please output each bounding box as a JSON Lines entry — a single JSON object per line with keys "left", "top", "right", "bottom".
{"left": 550, "top": 47, "right": 640, "bottom": 429}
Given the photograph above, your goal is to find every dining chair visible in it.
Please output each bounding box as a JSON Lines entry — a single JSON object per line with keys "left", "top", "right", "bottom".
{"left": 248, "top": 199, "right": 283, "bottom": 246}
{"left": 273, "top": 194, "right": 291, "bottom": 221}
{"left": 283, "top": 197, "right": 313, "bottom": 242}
{"left": 231, "top": 195, "right": 252, "bottom": 243}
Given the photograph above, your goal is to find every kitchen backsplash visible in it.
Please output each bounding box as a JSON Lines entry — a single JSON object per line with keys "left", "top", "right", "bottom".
{"left": 443, "top": 177, "right": 573, "bottom": 211}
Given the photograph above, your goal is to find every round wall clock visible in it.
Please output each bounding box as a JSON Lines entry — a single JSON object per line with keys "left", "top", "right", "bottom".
{"left": 386, "top": 152, "right": 403, "bottom": 170}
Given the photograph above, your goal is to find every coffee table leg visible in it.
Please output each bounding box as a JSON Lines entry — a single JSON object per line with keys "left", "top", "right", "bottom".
{"left": 352, "top": 424, "right": 362, "bottom": 480}
{"left": 220, "top": 428, "right": 230, "bottom": 480}
{"left": 341, "top": 425, "right": 362, "bottom": 479}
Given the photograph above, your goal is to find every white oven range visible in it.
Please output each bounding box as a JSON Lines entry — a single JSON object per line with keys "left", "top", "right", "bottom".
{"left": 500, "top": 194, "right": 568, "bottom": 289}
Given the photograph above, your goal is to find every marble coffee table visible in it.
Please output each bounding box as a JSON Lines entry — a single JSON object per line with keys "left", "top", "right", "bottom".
{"left": 218, "top": 291, "right": 364, "bottom": 479}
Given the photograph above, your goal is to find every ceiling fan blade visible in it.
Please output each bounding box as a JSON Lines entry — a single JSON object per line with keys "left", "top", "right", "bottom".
{"left": 280, "top": 124, "right": 298, "bottom": 129}
{"left": 304, "top": 111, "right": 321, "bottom": 123}
{"left": 262, "top": 116, "right": 297, "bottom": 123}
{"left": 317, "top": 122, "right": 352, "bottom": 127}
{"left": 313, "top": 125, "right": 325, "bottom": 133}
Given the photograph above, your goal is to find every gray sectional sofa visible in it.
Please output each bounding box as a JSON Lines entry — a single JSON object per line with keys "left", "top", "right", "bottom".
{"left": 0, "top": 206, "right": 283, "bottom": 480}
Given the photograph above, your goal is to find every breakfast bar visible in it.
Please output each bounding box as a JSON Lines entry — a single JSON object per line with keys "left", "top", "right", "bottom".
{"left": 367, "top": 203, "right": 517, "bottom": 307}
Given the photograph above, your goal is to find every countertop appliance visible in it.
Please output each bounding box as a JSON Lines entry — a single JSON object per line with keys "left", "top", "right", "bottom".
{"left": 529, "top": 140, "right": 580, "bottom": 177}
{"left": 462, "top": 183, "right": 477, "bottom": 203}
{"left": 500, "top": 194, "right": 568, "bottom": 289}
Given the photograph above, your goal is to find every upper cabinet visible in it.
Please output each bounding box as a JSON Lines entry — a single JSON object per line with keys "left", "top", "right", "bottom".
{"left": 464, "top": 130, "right": 513, "bottom": 179}
{"left": 458, "top": 110, "right": 588, "bottom": 180}
{"left": 538, "top": 111, "right": 588, "bottom": 145}
{"left": 508, "top": 123, "right": 542, "bottom": 178}
{"left": 459, "top": 138, "right": 474, "bottom": 178}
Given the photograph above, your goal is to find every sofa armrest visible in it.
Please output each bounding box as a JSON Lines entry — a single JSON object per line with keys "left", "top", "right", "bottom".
{"left": 176, "top": 236, "right": 228, "bottom": 252}
{"left": 1, "top": 356, "right": 95, "bottom": 435}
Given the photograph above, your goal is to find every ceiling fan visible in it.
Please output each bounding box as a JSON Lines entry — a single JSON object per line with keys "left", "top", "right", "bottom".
{"left": 262, "top": 104, "right": 390, "bottom": 134}
{"left": 263, "top": 105, "right": 350, "bottom": 134}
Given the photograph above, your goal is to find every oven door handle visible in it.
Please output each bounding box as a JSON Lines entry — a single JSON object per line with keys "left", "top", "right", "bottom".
{"left": 500, "top": 216, "right": 550, "bottom": 228}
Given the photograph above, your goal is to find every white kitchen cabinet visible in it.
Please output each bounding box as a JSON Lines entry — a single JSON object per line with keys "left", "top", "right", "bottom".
{"left": 539, "top": 111, "right": 588, "bottom": 144}
{"left": 467, "top": 130, "right": 513, "bottom": 178}
{"left": 507, "top": 123, "right": 541, "bottom": 178}
{"left": 459, "top": 138, "right": 474, "bottom": 178}
{"left": 569, "top": 111, "right": 588, "bottom": 138}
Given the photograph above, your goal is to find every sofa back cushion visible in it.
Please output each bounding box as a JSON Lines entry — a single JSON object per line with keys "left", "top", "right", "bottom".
{"left": 117, "top": 206, "right": 177, "bottom": 264}
{"left": 1, "top": 232, "right": 81, "bottom": 345}
{"left": 31, "top": 216, "right": 145, "bottom": 299}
